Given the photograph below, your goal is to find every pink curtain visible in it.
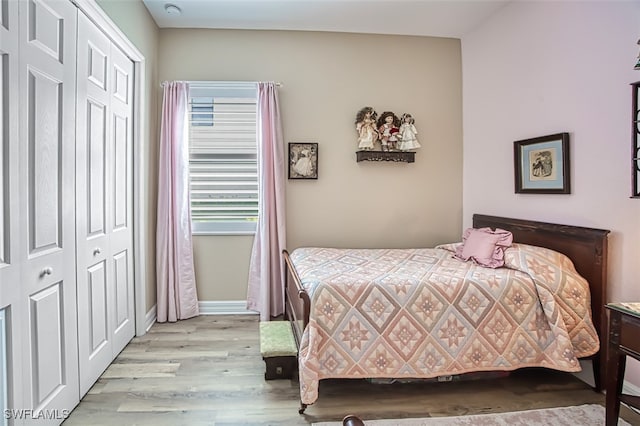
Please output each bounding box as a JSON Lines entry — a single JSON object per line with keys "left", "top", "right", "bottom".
{"left": 247, "top": 82, "right": 287, "bottom": 320}
{"left": 156, "top": 81, "right": 200, "bottom": 323}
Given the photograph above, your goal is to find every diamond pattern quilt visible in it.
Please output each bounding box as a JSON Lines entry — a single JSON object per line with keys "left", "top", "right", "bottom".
{"left": 290, "top": 243, "right": 599, "bottom": 405}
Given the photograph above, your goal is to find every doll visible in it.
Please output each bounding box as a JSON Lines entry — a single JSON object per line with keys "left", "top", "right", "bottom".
{"left": 398, "top": 113, "right": 421, "bottom": 151}
{"left": 377, "top": 111, "right": 400, "bottom": 151}
{"left": 355, "top": 107, "right": 378, "bottom": 150}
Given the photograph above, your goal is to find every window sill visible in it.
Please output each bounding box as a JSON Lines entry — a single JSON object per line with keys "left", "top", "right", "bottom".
{"left": 192, "top": 230, "right": 256, "bottom": 237}
{"left": 192, "top": 221, "right": 257, "bottom": 235}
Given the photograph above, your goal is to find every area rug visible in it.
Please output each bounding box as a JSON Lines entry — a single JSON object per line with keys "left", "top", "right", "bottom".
{"left": 312, "top": 404, "right": 632, "bottom": 426}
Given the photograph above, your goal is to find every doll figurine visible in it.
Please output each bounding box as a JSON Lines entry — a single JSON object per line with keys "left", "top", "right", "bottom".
{"left": 398, "top": 113, "right": 421, "bottom": 151}
{"left": 377, "top": 111, "right": 400, "bottom": 151}
{"left": 355, "top": 107, "right": 378, "bottom": 150}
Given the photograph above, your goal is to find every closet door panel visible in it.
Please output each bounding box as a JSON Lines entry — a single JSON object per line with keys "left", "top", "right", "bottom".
{"left": 110, "top": 108, "right": 133, "bottom": 350}
{"left": 27, "top": 69, "right": 62, "bottom": 252}
{"left": 113, "top": 251, "right": 129, "bottom": 330}
{"left": 76, "top": 12, "right": 113, "bottom": 397}
{"left": 0, "top": 0, "right": 18, "bottom": 272}
{"left": 29, "top": 283, "right": 65, "bottom": 405}
{"left": 27, "top": 0, "right": 65, "bottom": 63}
{"left": 0, "top": 53, "right": 5, "bottom": 270}
{"left": 87, "top": 99, "right": 107, "bottom": 236}
{"left": 113, "top": 113, "right": 128, "bottom": 229}
{"left": 0, "top": 22, "right": 9, "bottom": 270}
{"left": 19, "top": 0, "right": 79, "bottom": 420}
{"left": 0, "top": 0, "right": 21, "bottom": 423}
{"left": 107, "top": 37, "right": 134, "bottom": 356}
{"left": 87, "top": 261, "right": 109, "bottom": 348}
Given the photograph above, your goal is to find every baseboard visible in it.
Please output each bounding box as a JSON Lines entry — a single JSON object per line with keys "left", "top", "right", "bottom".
{"left": 198, "top": 300, "right": 258, "bottom": 315}
{"left": 573, "top": 360, "right": 595, "bottom": 387}
{"left": 139, "top": 302, "right": 253, "bottom": 331}
{"left": 145, "top": 305, "right": 157, "bottom": 332}
{"left": 575, "top": 359, "right": 640, "bottom": 398}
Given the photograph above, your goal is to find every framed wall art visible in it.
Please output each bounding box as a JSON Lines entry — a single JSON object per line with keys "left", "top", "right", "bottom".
{"left": 288, "top": 142, "right": 318, "bottom": 179}
{"left": 514, "top": 133, "right": 570, "bottom": 194}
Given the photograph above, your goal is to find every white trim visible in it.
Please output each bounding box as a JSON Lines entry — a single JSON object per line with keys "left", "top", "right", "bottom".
{"left": 74, "top": 0, "right": 148, "bottom": 337}
{"left": 192, "top": 229, "right": 256, "bottom": 236}
{"left": 72, "top": 0, "right": 144, "bottom": 61}
{"left": 0, "top": 310, "right": 6, "bottom": 426}
{"left": 198, "top": 301, "right": 258, "bottom": 315}
{"left": 132, "top": 59, "right": 148, "bottom": 337}
{"left": 192, "top": 222, "right": 257, "bottom": 235}
{"left": 143, "top": 302, "right": 255, "bottom": 326}
{"left": 145, "top": 305, "right": 157, "bottom": 332}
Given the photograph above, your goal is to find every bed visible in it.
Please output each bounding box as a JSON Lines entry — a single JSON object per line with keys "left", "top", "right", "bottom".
{"left": 282, "top": 214, "right": 610, "bottom": 413}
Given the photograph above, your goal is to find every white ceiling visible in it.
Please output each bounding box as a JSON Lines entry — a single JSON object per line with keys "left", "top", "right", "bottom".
{"left": 141, "top": 0, "right": 511, "bottom": 38}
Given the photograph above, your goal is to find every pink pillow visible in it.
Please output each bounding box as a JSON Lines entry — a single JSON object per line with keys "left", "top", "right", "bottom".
{"left": 454, "top": 227, "right": 513, "bottom": 268}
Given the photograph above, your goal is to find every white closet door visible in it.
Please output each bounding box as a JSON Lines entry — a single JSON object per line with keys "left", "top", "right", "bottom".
{"left": 18, "top": 0, "right": 80, "bottom": 422}
{"left": 76, "top": 12, "right": 135, "bottom": 397}
{"left": 76, "top": 12, "right": 113, "bottom": 396}
{"left": 108, "top": 41, "right": 135, "bottom": 356}
{"left": 0, "top": 1, "right": 21, "bottom": 423}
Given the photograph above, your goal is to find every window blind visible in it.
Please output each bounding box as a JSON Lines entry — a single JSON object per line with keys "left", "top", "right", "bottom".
{"left": 188, "top": 82, "right": 258, "bottom": 234}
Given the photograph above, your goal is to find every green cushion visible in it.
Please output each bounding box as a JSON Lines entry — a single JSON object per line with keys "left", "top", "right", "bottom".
{"left": 260, "top": 321, "right": 297, "bottom": 357}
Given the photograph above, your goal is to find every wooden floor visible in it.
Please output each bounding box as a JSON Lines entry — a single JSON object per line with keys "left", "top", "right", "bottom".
{"left": 63, "top": 315, "right": 640, "bottom": 425}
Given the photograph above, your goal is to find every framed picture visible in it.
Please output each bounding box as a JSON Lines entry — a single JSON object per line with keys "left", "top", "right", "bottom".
{"left": 514, "top": 133, "right": 570, "bottom": 194}
{"left": 288, "top": 142, "right": 318, "bottom": 179}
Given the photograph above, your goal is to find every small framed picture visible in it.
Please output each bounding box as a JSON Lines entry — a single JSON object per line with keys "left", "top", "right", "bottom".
{"left": 288, "top": 142, "right": 318, "bottom": 179}
{"left": 514, "top": 133, "right": 570, "bottom": 194}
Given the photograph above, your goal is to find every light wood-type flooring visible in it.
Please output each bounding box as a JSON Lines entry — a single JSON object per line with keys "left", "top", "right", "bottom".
{"left": 63, "top": 315, "right": 640, "bottom": 425}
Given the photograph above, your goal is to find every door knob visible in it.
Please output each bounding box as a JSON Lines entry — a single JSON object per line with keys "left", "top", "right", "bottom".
{"left": 93, "top": 248, "right": 101, "bottom": 256}
{"left": 41, "top": 267, "right": 53, "bottom": 277}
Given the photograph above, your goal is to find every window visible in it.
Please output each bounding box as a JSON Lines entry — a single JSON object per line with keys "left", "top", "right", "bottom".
{"left": 188, "top": 82, "right": 258, "bottom": 234}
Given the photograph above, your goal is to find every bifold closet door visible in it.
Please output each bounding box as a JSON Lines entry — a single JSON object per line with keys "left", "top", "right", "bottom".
{"left": 18, "top": 0, "right": 80, "bottom": 420}
{"left": 0, "top": 0, "right": 21, "bottom": 421}
{"left": 76, "top": 12, "right": 135, "bottom": 397}
{"left": 108, "top": 35, "right": 135, "bottom": 357}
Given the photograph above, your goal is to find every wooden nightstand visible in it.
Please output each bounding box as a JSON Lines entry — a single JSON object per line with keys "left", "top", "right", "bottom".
{"left": 605, "top": 303, "right": 640, "bottom": 425}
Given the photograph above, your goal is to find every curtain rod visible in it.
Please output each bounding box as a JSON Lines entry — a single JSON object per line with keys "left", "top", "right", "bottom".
{"left": 160, "top": 81, "right": 282, "bottom": 88}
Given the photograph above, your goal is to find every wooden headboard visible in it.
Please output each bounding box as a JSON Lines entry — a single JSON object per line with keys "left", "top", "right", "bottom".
{"left": 473, "top": 214, "right": 610, "bottom": 389}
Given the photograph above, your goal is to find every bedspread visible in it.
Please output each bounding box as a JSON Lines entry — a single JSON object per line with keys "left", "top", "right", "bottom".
{"left": 291, "top": 243, "right": 599, "bottom": 405}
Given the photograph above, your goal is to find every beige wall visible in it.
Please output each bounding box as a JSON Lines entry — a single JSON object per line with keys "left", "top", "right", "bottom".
{"left": 96, "top": 0, "right": 160, "bottom": 312}
{"left": 193, "top": 236, "right": 253, "bottom": 300}
{"left": 159, "top": 29, "right": 463, "bottom": 301}
{"left": 462, "top": 1, "right": 640, "bottom": 386}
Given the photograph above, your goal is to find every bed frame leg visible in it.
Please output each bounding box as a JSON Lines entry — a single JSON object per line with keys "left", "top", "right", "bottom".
{"left": 299, "top": 402, "right": 307, "bottom": 414}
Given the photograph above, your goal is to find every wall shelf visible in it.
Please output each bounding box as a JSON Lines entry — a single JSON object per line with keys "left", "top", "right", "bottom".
{"left": 356, "top": 150, "right": 415, "bottom": 163}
